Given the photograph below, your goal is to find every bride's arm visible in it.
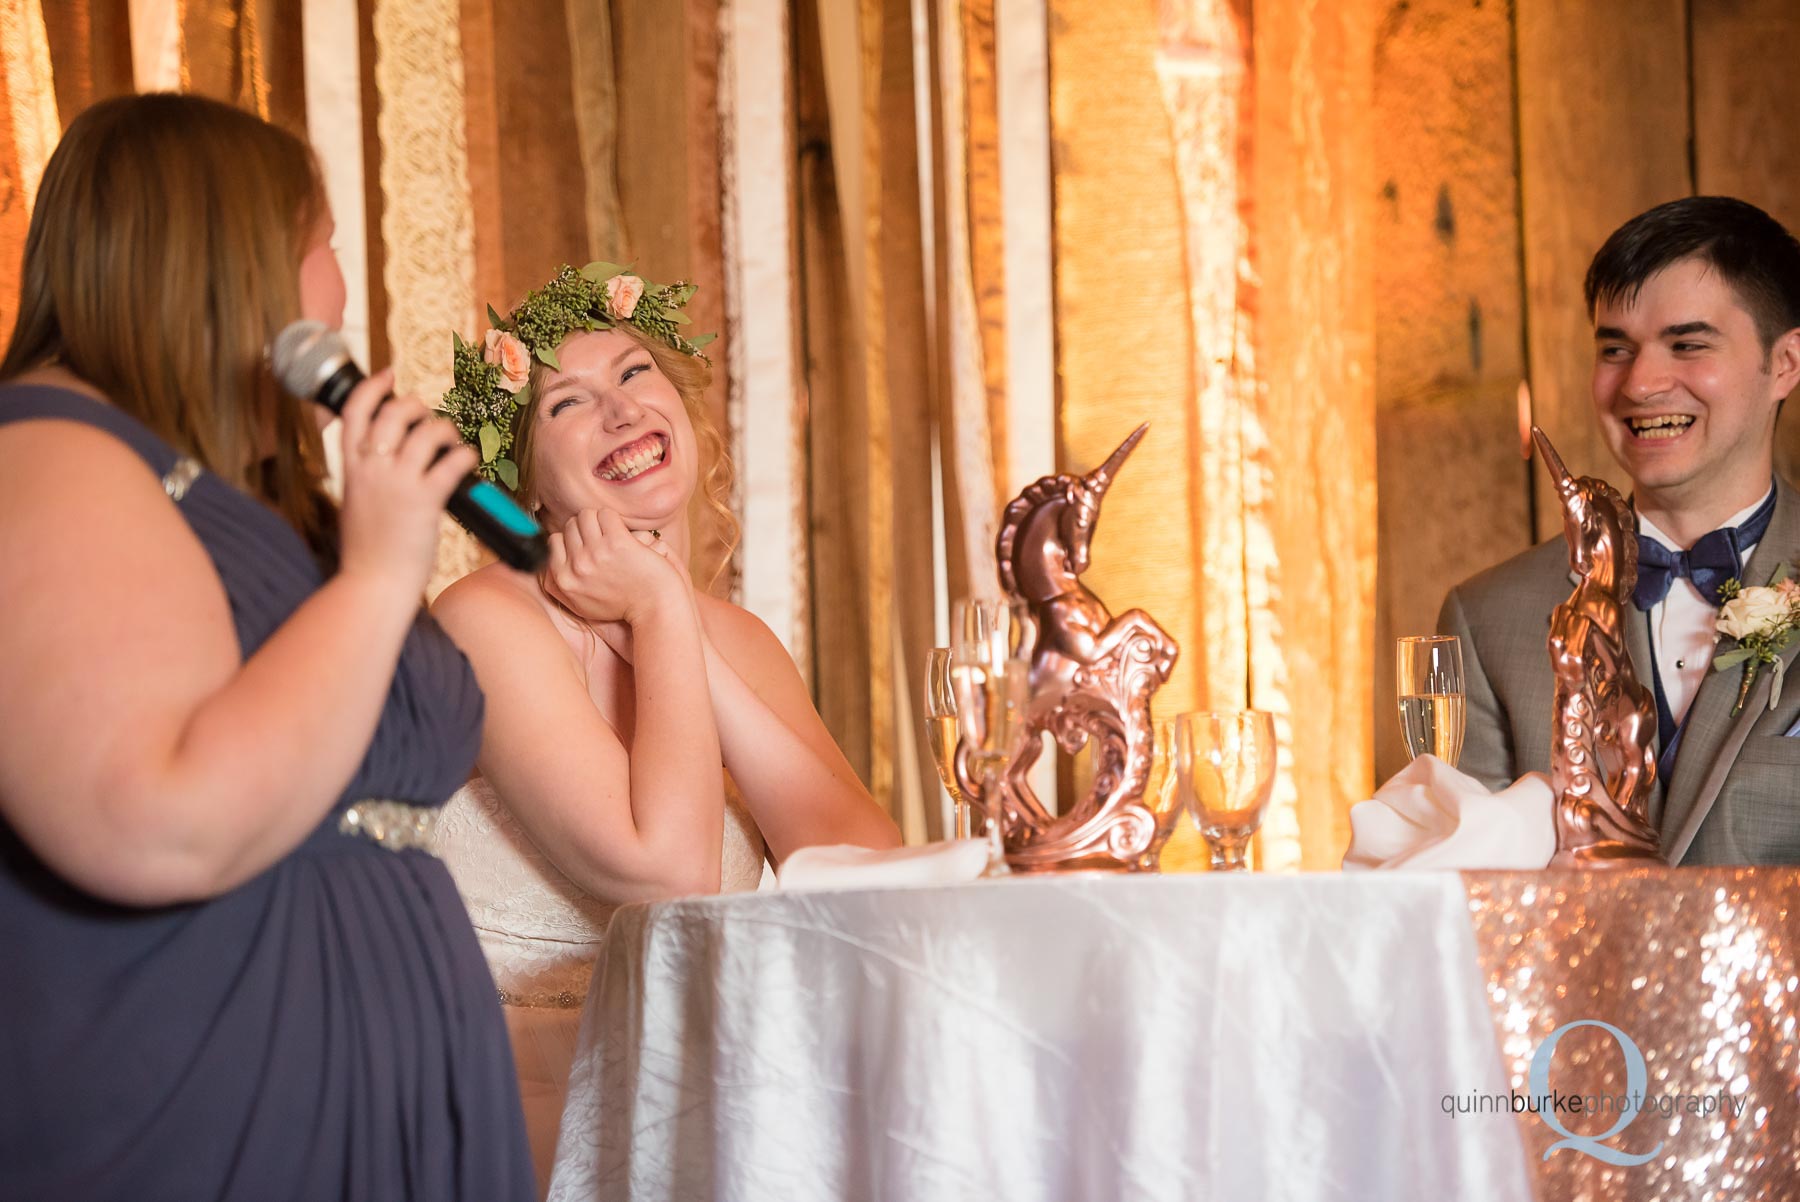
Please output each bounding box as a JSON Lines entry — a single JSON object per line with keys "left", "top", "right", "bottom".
{"left": 695, "top": 599, "right": 902, "bottom": 860}
{"left": 433, "top": 570, "right": 726, "bottom": 903}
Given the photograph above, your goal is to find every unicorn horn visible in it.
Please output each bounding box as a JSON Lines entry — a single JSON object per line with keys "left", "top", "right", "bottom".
{"left": 1531, "top": 426, "right": 1572, "bottom": 484}
{"left": 1084, "top": 423, "right": 1149, "bottom": 495}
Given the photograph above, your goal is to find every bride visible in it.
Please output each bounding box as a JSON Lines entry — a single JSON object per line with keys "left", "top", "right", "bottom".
{"left": 430, "top": 264, "right": 900, "bottom": 1193}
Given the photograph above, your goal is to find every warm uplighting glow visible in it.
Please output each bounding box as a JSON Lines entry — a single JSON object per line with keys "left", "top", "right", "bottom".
{"left": 1517, "top": 379, "right": 1534, "bottom": 460}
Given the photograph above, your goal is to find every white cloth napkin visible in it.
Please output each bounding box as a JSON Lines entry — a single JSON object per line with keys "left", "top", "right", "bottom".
{"left": 1342, "top": 754, "right": 1555, "bottom": 871}
{"left": 776, "top": 839, "right": 991, "bottom": 891}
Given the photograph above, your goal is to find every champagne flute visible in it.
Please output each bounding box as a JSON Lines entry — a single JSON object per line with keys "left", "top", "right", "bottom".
{"left": 924, "top": 647, "right": 973, "bottom": 839}
{"left": 1175, "top": 710, "right": 1277, "bottom": 872}
{"left": 948, "top": 598, "right": 1030, "bottom": 873}
{"left": 1396, "top": 635, "right": 1466, "bottom": 767}
{"left": 949, "top": 597, "right": 1031, "bottom": 665}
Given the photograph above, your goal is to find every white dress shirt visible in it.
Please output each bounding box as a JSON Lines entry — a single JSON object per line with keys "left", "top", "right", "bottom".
{"left": 1637, "top": 488, "right": 1772, "bottom": 728}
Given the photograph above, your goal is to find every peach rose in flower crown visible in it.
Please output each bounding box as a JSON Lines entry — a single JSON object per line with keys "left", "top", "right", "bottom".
{"left": 605, "top": 273, "right": 644, "bottom": 320}
{"left": 483, "top": 328, "right": 532, "bottom": 394}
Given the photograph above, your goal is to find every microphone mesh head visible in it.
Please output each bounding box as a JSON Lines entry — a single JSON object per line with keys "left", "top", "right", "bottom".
{"left": 271, "top": 320, "right": 351, "bottom": 400}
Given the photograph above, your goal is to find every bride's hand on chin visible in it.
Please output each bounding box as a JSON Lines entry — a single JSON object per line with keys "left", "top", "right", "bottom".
{"left": 544, "top": 506, "right": 688, "bottom": 627}
{"left": 590, "top": 532, "right": 693, "bottom": 666}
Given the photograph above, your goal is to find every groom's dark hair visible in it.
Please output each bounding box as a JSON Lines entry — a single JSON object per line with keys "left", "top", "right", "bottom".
{"left": 1585, "top": 195, "right": 1800, "bottom": 354}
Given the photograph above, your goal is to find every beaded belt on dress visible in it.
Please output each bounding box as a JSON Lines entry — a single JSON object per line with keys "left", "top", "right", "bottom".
{"left": 338, "top": 799, "right": 439, "bottom": 853}
{"left": 496, "top": 987, "right": 584, "bottom": 1009}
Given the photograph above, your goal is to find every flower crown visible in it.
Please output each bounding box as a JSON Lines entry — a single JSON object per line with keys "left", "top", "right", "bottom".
{"left": 439, "top": 262, "right": 716, "bottom": 487}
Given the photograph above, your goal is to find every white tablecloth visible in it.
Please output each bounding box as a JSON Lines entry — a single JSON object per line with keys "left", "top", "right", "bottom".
{"left": 547, "top": 874, "right": 1533, "bottom": 1202}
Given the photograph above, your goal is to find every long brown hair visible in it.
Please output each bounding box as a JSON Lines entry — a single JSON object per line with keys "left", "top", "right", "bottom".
{"left": 512, "top": 324, "right": 739, "bottom": 590}
{"left": 1, "top": 93, "right": 336, "bottom": 557}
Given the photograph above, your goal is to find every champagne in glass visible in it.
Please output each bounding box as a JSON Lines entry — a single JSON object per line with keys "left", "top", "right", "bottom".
{"left": 1396, "top": 693, "right": 1467, "bottom": 763}
{"left": 949, "top": 597, "right": 1030, "bottom": 669}
{"left": 923, "top": 647, "right": 973, "bottom": 838}
{"left": 949, "top": 656, "right": 1028, "bottom": 780}
{"left": 1396, "top": 636, "right": 1466, "bottom": 766}
{"left": 1175, "top": 710, "right": 1277, "bottom": 872}
{"left": 948, "top": 598, "right": 1032, "bottom": 872}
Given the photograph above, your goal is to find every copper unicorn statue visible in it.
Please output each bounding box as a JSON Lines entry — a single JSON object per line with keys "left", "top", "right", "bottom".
{"left": 956, "top": 423, "right": 1179, "bottom": 872}
{"left": 1534, "top": 426, "right": 1662, "bottom": 867}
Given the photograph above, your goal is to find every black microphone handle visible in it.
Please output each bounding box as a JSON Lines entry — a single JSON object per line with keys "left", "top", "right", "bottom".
{"left": 314, "top": 362, "right": 547, "bottom": 571}
{"left": 445, "top": 476, "right": 549, "bottom": 571}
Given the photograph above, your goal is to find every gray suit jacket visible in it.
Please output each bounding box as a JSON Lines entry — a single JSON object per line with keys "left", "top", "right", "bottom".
{"left": 1439, "top": 478, "right": 1800, "bottom": 865}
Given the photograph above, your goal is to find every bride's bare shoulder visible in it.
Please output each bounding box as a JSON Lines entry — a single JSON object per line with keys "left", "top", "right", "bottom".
{"left": 695, "top": 595, "right": 799, "bottom": 677}
{"left": 432, "top": 564, "right": 558, "bottom": 647}
{"left": 696, "top": 593, "right": 774, "bottom": 641}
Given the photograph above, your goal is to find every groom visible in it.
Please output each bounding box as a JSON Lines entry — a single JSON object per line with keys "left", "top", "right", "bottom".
{"left": 1442, "top": 196, "right": 1800, "bottom": 865}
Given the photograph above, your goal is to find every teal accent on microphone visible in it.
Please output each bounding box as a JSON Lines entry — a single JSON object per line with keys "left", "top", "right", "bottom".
{"left": 467, "top": 480, "right": 542, "bottom": 536}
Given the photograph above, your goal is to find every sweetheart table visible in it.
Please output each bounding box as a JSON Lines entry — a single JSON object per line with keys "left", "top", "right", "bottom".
{"left": 546, "top": 869, "right": 1800, "bottom": 1202}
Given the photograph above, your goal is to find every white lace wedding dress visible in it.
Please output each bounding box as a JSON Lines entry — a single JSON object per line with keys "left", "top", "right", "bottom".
{"left": 436, "top": 776, "right": 766, "bottom": 1199}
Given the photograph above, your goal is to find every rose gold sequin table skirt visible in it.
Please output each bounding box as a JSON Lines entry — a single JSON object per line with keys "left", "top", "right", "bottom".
{"left": 1463, "top": 867, "right": 1800, "bottom": 1201}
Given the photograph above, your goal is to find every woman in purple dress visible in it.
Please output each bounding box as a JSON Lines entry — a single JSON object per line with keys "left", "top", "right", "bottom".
{"left": 0, "top": 94, "right": 532, "bottom": 1200}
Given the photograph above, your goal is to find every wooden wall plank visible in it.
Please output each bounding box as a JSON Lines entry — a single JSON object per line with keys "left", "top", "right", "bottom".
{"left": 1692, "top": 0, "right": 1800, "bottom": 483}
{"left": 1515, "top": 0, "right": 1690, "bottom": 539}
{"left": 1249, "top": 0, "right": 1380, "bottom": 869}
{"left": 1370, "top": 0, "right": 1531, "bottom": 782}
{"left": 1047, "top": 0, "right": 1203, "bottom": 728}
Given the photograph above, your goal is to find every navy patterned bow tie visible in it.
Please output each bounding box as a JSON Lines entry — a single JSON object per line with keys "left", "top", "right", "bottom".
{"left": 1632, "top": 488, "right": 1777, "bottom": 610}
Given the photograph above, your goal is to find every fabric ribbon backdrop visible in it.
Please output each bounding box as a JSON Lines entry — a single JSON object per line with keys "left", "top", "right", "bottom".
{"left": 0, "top": 0, "right": 1391, "bottom": 867}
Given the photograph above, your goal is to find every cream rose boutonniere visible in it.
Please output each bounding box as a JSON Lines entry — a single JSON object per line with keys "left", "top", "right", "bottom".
{"left": 1713, "top": 564, "right": 1800, "bottom": 715}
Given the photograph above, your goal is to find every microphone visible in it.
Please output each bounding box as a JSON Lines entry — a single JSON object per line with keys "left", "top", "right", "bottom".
{"left": 272, "top": 321, "right": 548, "bottom": 571}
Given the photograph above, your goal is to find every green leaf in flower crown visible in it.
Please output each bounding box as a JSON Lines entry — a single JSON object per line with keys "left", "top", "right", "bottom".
{"left": 495, "top": 458, "right": 519, "bottom": 490}
{"left": 478, "top": 422, "right": 502, "bottom": 464}
{"left": 535, "top": 343, "right": 560, "bottom": 370}
{"left": 689, "top": 332, "right": 718, "bottom": 349}
{"left": 488, "top": 304, "right": 505, "bottom": 328}
{"left": 1714, "top": 647, "right": 1754, "bottom": 670}
{"left": 579, "top": 261, "right": 629, "bottom": 283}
